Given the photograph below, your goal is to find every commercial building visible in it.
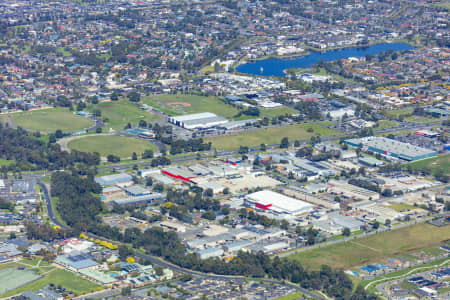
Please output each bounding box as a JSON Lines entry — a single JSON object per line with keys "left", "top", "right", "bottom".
{"left": 55, "top": 253, "right": 99, "bottom": 272}
{"left": 344, "top": 137, "right": 437, "bottom": 161}
{"left": 195, "top": 247, "right": 224, "bottom": 259}
{"left": 95, "top": 173, "right": 133, "bottom": 186}
{"left": 245, "top": 190, "right": 314, "bottom": 215}
{"left": 161, "top": 167, "right": 196, "bottom": 182}
{"left": 294, "top": 159, "right": 336, "bottom": 177}
{"left": 168, "top": 112, "right": 228, "bottom": 129}
{"left": 327, "top": 180, "right": 380, "bottom": 201}
{"left": 112, "top": 193, "right": 164, "bottom": 206}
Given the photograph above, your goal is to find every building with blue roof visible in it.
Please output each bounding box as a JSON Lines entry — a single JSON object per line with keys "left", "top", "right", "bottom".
{"left": 55, "top": 253, "right": 99, "bottom": 271}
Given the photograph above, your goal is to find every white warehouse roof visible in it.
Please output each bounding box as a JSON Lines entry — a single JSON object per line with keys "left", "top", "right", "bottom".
{"left": 246, "top": 190, "right": 314, "bottom": 215}
{"left": 169, "top": 112, "right": 228, "bottom": 129}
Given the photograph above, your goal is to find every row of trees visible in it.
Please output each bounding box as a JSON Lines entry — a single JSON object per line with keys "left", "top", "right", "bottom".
{"left": 0, "top": 125, "right": 100, "bottom": 171}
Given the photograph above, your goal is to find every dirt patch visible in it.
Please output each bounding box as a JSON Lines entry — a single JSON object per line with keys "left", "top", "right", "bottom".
{"left": 167, "top": 102, "right": 191, "bottom": 107}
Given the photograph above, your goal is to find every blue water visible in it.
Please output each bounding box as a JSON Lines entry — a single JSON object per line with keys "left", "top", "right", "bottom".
{"left": 236, "top": 43, "right": 414, "bottom": 77}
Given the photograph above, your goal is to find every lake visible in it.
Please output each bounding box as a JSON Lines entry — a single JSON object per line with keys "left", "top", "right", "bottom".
{"left": 236, "top": 43, "right": 414, "bottom": 77}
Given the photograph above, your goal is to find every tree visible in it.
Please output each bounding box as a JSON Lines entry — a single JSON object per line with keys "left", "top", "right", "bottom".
{"left": 280, "top": 219, "right": 289, "bottom": 230}
{"left": 385, "top": 219, "right": 391, "bottom": 226}
{"left": 107, "top": 154, "right": 120, "bottom": 163}
{"left": 202, "top": 210, "right": 216, "bottom": 220}
{"left": 55, "top": 129, "right": 63, "bottom": 139}
{"left": 118, "top": 245, "right": 134, "bottom": 260}
{"left": 96, "top": 127, "right": 102, "bottom": 133}
{"left": 128, "top": 91, "right": 141, "bottom": 102}
{"left": 260, "top": 143, "right": 266, "bottom": 151}
{"left": 372, "top": 221, "right": 380, "bottom": 229}
{"left": 382, "top": 188, "right": 393, "bottom": 197}
{"left": 342, "top": 227, "right": 351, "bottom": 236}
{"left": 110, "top": 92, "right": 119, "bottom": 101}
{"left": 132, "top": 152, "right": 137, "bottom": 160}
{"left": 145, "top": 177, "right": 153, "bottom": 187}
{"left": 121, "top": 286, "right": 132, "bottom": 296}
{"left": 142, "top": 149, "right": 154, "bottom": 159}
{"left": 280, "top": 137, "right": 289, "bottom": 148}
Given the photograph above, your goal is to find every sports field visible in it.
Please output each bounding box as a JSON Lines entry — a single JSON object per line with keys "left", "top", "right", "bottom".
{"left": 205, "top": 123, "right": 338, "bottom": 150}
{"left": 89, "top": 100, "right": 160, "bottom": 130}
{"left": 68, "top": 135, "right": 158, "bottom": 158}
{"left": 406, "top": 153, "right": 450, "bottom": 175}
{"left": 0, "top": 268, "right": 41, "bottom": 295}
{"left": 0, "top": 258, "right": 100, "bottom": 297}
{"left": 286, "top": 223, "right": 450, "bottom": 270}
{"left": 8, "top": 108, "right": 94, "bottom": 132}
{"left": 142, "top": 94, "right": 240, "bottom": 118}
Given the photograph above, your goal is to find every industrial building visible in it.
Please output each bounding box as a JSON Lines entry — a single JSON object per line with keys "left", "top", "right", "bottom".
{"left": 327, "top": 180, "right": 380, "bottom": 201}
{"left": 294, "top": 159, "right": 336, "bottom": 177}
{"left": 344, "top": 137, "right": 438, "bottom": 161}
{"left": 95, "top": 173, "right": 133, "bottom": 186}
{"left": 245, "top": 190, "right": 314, "bottom": 215}
{"left": 168, "top": 112, "right": 228, "bottom": 129}
{"left": 112, "top": 192, "right": 164, "bottom": 206}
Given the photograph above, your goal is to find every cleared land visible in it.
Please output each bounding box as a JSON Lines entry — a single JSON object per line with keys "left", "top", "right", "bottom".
{"left": 406, "top": 153, "right": 450, "bottom": 175}
{"left": 0, "top": 258, "right": 100, "bottom": 297}
{"left": 376, "top": 120, "right": 398, "bottom": 129}
{"left": 68, "top": 135, "right": 158, "bottom": 158}
{"left": 142, "top": 94, "right": 240, "bottom": 118}
{"left": 260, "top": 106, "right": 299, "bottom": 118}
{"left": 206, "top": 123, "right": 338, "bottom": 150}
{"left": 388, "top": 203, "right": 416, "bottom": 212}
{"left": 287, "top": 223, "right": 450, "bottom": 270}
{"left": 89, "top": 100, "right": 160, "bottom": 130}
{"left": 8, "top": 108, "right": 94, "bottom": 132}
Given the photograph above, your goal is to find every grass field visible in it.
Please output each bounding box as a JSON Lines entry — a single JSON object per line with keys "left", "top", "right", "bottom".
{"left": 89, "top": 100, "right": 160, "bottom": 130}
{"left": 274, "top": 291, "right": 305, "bottom": 300}
{"left": 0, "top": 268, "right": 41, "bottom": 295}
{"left": 376, "top": 120, "right": 398, "bottom": 129}
{"left": 404, "top": 115, "right": 440, "bottom": 123}
{"left": 260, "top": 106, "right": 299, "bottom": 118}
{"left": 205, "top": 123, "right": 338, "bottom": 150}
{"left": 384, "top": 108, "right": 414, "bottom": 119}
{"left": 0, "top": 258, "right": 100, "bottom": 297}
{"left": 388, "top": 203, "right": 416, "bottom": 212}
{"left": 142, "top": 94, "right": 240, "bottom": 118}
{"left": 68, "top": 135, "right": 158, "bottom": 158}
{"left": 287, "top": 223, "right": 450, "bottom": 270}
{"left": 0, "top": 158, "right": 14, "bottom": 166}
{"left": 406, "top": 153, "right": 450, "bottom": 175}
{"left": 8, "top": 108, "right": 94, "bottom": 133}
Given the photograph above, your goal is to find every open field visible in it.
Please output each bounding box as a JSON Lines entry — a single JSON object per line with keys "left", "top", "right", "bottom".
{"left": 0, "top": 258, "right": 100, "bottom": 297}
{"left": 89, "top": 100, "right": 160, "bottom": 130}
{"left": 383, "top": 108, "right": 413, "bottom": 119}
{"left": 68, "top": 135, "right": 158, "bottom": 158}
{"left": 404, "top": 115, "right": 441, "bottom": 123}
{"left": 376, "top": 120, "right": 398, "bottom": 129}
{"left": 7, "top": 108, "right": 94, "bottom": 132}
{"left": 142, "top": 94, "right": 240, "bottom": 118}
{"left": 388, "top": 203, "right": 416, "bottom": 212}
{"left": 205, "top": 123, "right": 338, "bottom": 150}
{"left": 286, "top": 223, "right": 450, "bottom": 270}
{"left": 260, "top": 106, "right": 299, "bottom": 118}
{"left": 0, "top": 158, "right": 14, "bottom": 166}
{"left": 406, "top": 153, "right": 450, "bottom": 175}
{"left": 274, "top": 291, "right": 305, "bottom": 300}
{"left": 0, "top": 268, "right": 41, "bottom": 295}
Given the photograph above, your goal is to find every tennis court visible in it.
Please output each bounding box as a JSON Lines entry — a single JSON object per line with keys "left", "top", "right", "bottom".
{"left": 0, "top": 267, "right": 41, "bottom": 295}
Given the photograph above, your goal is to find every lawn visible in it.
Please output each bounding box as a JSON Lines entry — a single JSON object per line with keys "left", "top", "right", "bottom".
{"left": 88, "top": 100, "right": 160, "bottom": 130}
{"left": 8, "top": 108, "right": 94, "bottom": 133}
{"left": 388, "top": 203, "right": 416, "bottom": 212}
{"left": 260, "top": 106, "right": 299, "bottom": 118}
{"left": 376, "top": 120, "right": 398, "bottom": 129}
{"left": 274, "top": 291, "right": 305, "bottom": 300}
{"left": 404, "top": 115, "right": 440, "bottom": 123}
{"left": 0, "top": 158, "right": 14, "bottom": 166}
{"left": 384, "top": 108, "right": 414, "bottom": 119}
{"left": 0, "top": 259, "right": 100, "bottom": 297}
{"left": 405, "top": 153, "right": 450, "bottom": 175}
{"left": 68, "top": 135, "right": 158, "bottom": 158}
{"left": 205, "top": 123, "right": 338, "bottom": 150}
{"left": 141, "top": 93, "right": 240, "bottom": 118}
{"left": 286, "top": 223, "right": 450, "bottom": 270}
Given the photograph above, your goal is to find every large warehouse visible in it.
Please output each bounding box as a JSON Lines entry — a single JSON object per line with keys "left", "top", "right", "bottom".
{"left": 168, "top": 112, "right": 228, "bottom": 129}
{"left": 245, "top": 190, "right": 314, "bottom": 215}
{"left": 344, "top": 136, "right": 437, "bottom": 161}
